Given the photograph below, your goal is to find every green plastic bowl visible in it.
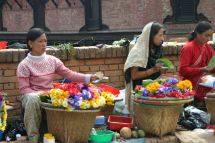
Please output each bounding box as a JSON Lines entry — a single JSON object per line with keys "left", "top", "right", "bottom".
{"left": 90, "top": 130, "right": 114, "bottom": 143}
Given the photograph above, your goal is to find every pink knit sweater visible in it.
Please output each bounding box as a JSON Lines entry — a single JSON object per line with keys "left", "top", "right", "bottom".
{"left": 17, "top": 53, "right": 91, "bottom": 95}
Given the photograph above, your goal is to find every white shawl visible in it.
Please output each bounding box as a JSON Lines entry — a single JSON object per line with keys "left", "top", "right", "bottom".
{"left": 124, "top": 22, "right": 153, "bottom": 109}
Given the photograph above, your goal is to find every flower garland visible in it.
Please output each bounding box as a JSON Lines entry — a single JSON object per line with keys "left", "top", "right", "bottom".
{"left": 0, "top": 101, "right": 7, "bottom": 131}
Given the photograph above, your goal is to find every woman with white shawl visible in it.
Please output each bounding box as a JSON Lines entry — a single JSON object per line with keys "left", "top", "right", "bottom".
{"left": 124, "top": 22, "right": 165, "bottom": 111}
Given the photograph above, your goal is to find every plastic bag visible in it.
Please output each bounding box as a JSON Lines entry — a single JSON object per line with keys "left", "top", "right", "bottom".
{"left": 4, "top": 120, "right": 27, "bottom": 141}
{"left": 178, "top": 106, "right": 211, "bottom": 130}
{"left": 113, "top": 89, "right": 125, "bottom": 115}
{"left": 199, "top": 74, "right": 215, "bottom": 88}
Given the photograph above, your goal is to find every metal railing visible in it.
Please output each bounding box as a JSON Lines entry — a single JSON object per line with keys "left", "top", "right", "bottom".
{"left": 0, "top": 29, "right": 142, "bottom": 46}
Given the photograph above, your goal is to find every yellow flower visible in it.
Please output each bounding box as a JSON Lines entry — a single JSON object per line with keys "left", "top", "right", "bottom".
{"left": 62, "top": 99, "right": 68, "bottom": 108}
{"left": 80, "top": 104, "right": 87, "bottom": 109}
{"left": 92, "top": 103, "right": 99, "bottom": 108}
{"left": 63, "top": 91, "right": 69, "bottom": 98}
{"left": 99, "top": 96, "right": 106, "bottom": 106}
{"left": 177, "top": 80, "right": 193, "bottom": 91}
{"left": 146, "top": 82, "right": 160, "bottom": 93}
{"left": 66, "top": 105, "right": 73, "bottom": 111}
{"left": 52, "top": 100, "right": 59, "bottom": 107}
{"left": 0, "top": 102, "right": 7, "bottom": 131}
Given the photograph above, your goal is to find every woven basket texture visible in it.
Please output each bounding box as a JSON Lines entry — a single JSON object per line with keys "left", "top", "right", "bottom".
{"left": 205, "top": 97, "right": 215, "bottom": 124}
{"left": 44, "top": 107, "right": 99, "bottom": 143}
{"left": 99, "top": 105, "right": 114, "bottom": 116}
{"left": 134, "top": 102, "right": 182, "bottom": 137}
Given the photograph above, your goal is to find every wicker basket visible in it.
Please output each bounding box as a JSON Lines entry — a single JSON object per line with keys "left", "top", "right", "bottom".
{"left": 205, "top": 97, "right": 215, "bottom": 124}
{"left": 41, "top": 104, "right": 99, "bottom": 143}
{"left": 134, "top": 102, "right": 181, "bottom": 137}
{"left": 98, "top": 98, "right": 123, "bottom": 117}
{"left": 133, "top": 97, "right": 193, "bottom": 137}
{"left": 99, "top": 105, "right": 114, "bottom": 117}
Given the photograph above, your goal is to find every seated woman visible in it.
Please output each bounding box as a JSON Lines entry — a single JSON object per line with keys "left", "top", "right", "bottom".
{"left": 124, "top": 22, "right": 165, "bottom": 111}
{"left": 179, "top": 21, "right": 215, "bottom": 102}
{"left": 17, "top": 28, "right": 99, "bottom": 142}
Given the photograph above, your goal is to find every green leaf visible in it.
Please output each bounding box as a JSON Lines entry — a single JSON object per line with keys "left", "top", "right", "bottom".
{"left": 54, "top": 42, "right": 76, "bottom": 56}
{"left": 208, "top": 55, "right": 215, "bottom": 69}
{"left": 156, "top": 58, "right": 175, "bottom": 69}
{"left": 39, "top": 95, "right": 51, "bottom": 103}
{"left": 142, "top": 79, "right": 153, "bottom": 86}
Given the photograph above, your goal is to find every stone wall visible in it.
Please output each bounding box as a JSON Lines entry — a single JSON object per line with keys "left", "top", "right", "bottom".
{"left": 2, "top": 0, "right": 215, "bottom": 32}
{"left": 1, "top": 43, "right": 215, "bottom": 117}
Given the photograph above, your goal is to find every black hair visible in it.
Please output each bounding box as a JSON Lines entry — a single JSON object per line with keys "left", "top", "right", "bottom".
{"left": 189, "top": 21, "right": 213, "bottom": 41}
{"left": 26, "top": 28, "right": 45, "bottom": 53}
{"left": 149, "top": 22, "right": 163, "bottom": 46}
{"left": 149, "top": 22, "right": 163, "bottom": 58}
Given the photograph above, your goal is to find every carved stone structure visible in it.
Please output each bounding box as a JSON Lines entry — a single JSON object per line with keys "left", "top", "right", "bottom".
{"left": 27, "top": 0, "right": 50, "bottom": 31}
{"left": 0, "top": 0, "right": 6, "bottom": 31}
{"left": 164, "top": 0, "right": 209, "bottom": 23}
{"left": 79, "top": 0, "right": 108, "bottom": 31}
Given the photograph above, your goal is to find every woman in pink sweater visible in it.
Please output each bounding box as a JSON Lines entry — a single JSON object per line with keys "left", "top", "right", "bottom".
{"left": 17, "top": 28, "right": 98, "bottom": 142}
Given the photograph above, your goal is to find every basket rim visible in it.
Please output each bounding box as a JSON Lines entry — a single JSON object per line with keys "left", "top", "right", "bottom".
{"left": 40, "top": 102, "right": 100, "bottom": 112}
{"left": 133, "top": 101, "right": 182, "bottom": 107}
{"left": 132, "top": 94, "right": 193, "bottom": 101}
{"left": 132, "top": 97, "right": 193, "bottom": 106}
{"left": 205, "top": 97, "right": 215, "bottom": 101}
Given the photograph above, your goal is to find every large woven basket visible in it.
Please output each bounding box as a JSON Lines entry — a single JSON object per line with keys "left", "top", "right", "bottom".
{"left": 41, "top": 103, "right": 99, "bottom": 143}
{"left": 205, "top": 97, "right": 215, "bottom": 124}
{"left": 99, "top": 105, "right": 114, "bottom": 116}
{"left": 133, "top": 96, "right": 193, "bottom": 137}
{"left": 98, "top": 98, "right": 123, "bottom": 117}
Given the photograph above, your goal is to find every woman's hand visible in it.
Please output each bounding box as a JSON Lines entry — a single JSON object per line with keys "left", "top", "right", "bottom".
{"left": 201, "top": 66, "right": 213, "bottom": 73}
{"left": 90, "top": 74, "right": 100, "bottom": 82}
{"left": 90, "top": 71, "right": 104, "bottom": 82}
{"left": 153, "top": 63, "right": 163, "bottom": 72}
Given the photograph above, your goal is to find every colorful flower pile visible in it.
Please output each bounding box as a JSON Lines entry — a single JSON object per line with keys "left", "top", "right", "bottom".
{"left": 134, "top": 78, "right": 195, "bottom": 98}
{"left": 0, "top": 91, "right": 7, "bottom": 131}
{"left": 39, "top": 83, "right": 117, "bottom": 110}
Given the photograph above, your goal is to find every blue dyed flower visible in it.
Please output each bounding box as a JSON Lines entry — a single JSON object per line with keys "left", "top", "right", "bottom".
{"left": 166, "top": 78, "right": 179, "bottom": 85}
{"left": 142, "top": 88, "right": 149, "bottom": 97}
{"left": 82, "top": 89, "right": 92, "bottom": 100}
{"left": 155, "top": 85, "right": 169, "bottom": 94}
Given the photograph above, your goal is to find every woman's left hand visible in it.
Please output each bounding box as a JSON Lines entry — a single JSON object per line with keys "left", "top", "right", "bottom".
{"left": 90, "top": 74, "right": 100, "bottom": 82}
{"left": 154, "top": 63, "right": 163, "bottom": 72}
{"left": 160, "top": 68, "right": 168, "bottom": 74}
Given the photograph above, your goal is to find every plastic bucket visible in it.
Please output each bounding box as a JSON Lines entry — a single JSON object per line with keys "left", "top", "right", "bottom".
{"left": 90, "top": 130, "right": 114, "bottom": 143}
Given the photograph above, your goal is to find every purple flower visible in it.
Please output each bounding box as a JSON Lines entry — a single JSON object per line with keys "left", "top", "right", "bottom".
{"left": 74, "top": 96, "right": 82, "bottom": 101}
{"left": 74, "top": 100, "right": 82, "bottom": 107}
{"left": 173, "top": 87, "right": 181, "bottom": 92}
{"left": 185, "top": 89, "right": 190, "bottom": 92}
{"left": 166, "top": 78, "right": 179, "bottom": 85}
{"left": 82, "top": 89, "right": 91, "bottom": 100}
{"left": 0, "top": 96, "right": 4, "bottom": 108}
{"left": 68, "top": 98, "right": 75, "bottom": 106}
{"left": 80, "top": 83, "right": 89, "bottom": 91}
{"left": 142, "top": 88, "right": 149, "bottom": 97}
{"left": 155, "top": 85, "right": 169, "bottom": 94}
{"left": 97, "top": 89, "right": 102, "bottom": 95}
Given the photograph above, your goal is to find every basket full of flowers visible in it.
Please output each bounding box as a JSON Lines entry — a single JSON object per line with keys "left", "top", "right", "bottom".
{"left": 132, "top": 77, "right": 195, "bottom": 137}
{"left": 39, "top": 82, "right": 117, "bottom": 143}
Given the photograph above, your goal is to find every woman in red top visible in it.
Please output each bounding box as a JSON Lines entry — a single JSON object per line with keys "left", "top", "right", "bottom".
{"left": 179, "top": 21, "right": 215, "bottom": 101}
